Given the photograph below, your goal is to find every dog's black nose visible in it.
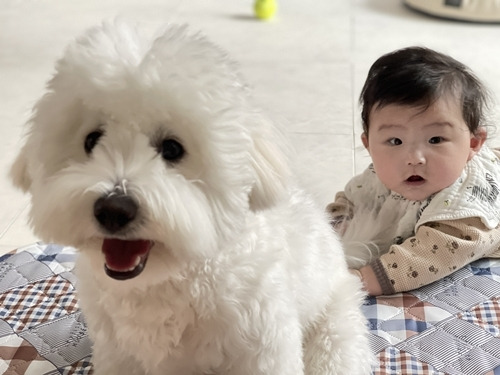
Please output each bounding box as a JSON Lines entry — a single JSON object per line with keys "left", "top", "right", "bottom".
{"left": 94, "top": 194, "right": 138, "bottom": 233}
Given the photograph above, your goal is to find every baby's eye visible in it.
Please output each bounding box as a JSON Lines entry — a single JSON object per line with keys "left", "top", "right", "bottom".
{"left": 388, "top": 138, "right": 402, "bottom": 146}
{"left": 429, "top": 136, "right": 443, "bottom": 144}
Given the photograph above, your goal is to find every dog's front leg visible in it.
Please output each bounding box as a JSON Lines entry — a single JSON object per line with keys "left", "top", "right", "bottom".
{"left": 89, "top": 321, "right": 145, "bottom": 375}
{"left": 76, "top": 262, "right": 146, "bottom": 375}
{"left": 223, "top": 309, "right": 306, "bottom": 375}
{"left": 92, "top": 348, "right": 144, "bottom": 375}
{"left": 302, "top": 274, "right": 373, "bottom": 375}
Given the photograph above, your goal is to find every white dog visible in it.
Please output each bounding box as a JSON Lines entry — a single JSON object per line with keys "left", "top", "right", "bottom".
{"left": 10, "top": 22, "right": 373, "bottom": 375}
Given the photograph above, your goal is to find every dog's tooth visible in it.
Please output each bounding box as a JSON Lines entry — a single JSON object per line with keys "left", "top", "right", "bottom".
{"left": 107, "top": 256, "right": 142, "bottom": 273}
{"left": 125, "top": 256, "right": 141, "bottom": 271}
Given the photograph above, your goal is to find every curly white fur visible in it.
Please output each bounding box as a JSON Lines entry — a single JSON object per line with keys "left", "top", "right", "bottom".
{"left": 10, "top": 21, "right": 373, "bottom": 375}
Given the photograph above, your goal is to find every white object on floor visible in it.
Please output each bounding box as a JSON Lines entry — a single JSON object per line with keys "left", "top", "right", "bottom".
{"left": 404, "top": 0, "right": 500, "bottom": 22}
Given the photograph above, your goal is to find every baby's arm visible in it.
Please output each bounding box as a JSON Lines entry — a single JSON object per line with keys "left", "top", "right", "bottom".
{"left": 355, "top": 217, "right": 500, "bottom": 295}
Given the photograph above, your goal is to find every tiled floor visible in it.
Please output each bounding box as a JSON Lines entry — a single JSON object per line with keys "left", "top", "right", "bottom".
{"left": 1, "top": 0, "right": 500, "bottom": 256}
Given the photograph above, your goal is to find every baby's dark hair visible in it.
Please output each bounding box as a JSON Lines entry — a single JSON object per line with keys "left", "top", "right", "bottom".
{"left": 360, "top": 46, "right": 490, "bottom": 135}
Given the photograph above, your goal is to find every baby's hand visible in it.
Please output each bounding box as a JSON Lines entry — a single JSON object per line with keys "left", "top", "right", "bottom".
{"left": 349, "top": 268, "right": 362, "bottom": 279}
{"left": 349, "top": 266, "right": 383, "bottom": 296}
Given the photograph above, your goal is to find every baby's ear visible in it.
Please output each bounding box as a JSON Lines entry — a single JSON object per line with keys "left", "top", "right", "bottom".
{"left": 361, "top": 132, "right": 369, "bottom": 149}
{"left": 248, "top": 119, "right": 290, "bottom": 211}
{"left": 10, "top": 148, "right": 32, "bottom": 192}
{"left": 468, "top": 127, "right": 487, "bottom": 160}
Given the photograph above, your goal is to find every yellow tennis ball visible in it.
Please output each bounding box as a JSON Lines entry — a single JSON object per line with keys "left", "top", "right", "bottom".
{"left": 254, "top": 0, "right": 277, "bottom": 20}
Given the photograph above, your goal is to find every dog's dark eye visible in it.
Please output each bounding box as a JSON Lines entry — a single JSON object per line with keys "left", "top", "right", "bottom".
{"left": 85, "top": 130, "right": 103, "bottom": 154}
{"left": 160, "top": 139, "right": 185, "bottom": 162}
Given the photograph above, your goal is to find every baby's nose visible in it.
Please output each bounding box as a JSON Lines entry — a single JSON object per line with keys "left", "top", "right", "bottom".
{"left": 407, "top": 148, "right": 426, "bottom": 166}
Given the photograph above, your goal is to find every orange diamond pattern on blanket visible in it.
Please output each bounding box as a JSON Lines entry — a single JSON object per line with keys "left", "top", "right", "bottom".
{"left": 364, "top": 293, "right": 453, "bottom": 345}
{"left": 59, "top": 357, "right": 94, "bottom": 375}
{"left": 458, "top": 297, "right": 500, "bottom": 337}
{"left": 0, "top": 274, "right": 78, "bottom": 332}
{"left": 0, "top": 337, "right": 57, "bottom": 374}
{"left": 374, "top": 346, "right": 445, "bottom": 375}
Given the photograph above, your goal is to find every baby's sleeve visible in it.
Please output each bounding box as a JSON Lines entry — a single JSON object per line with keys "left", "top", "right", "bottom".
{"left": 369, "top": 217, "right": 500, "bottom": 294}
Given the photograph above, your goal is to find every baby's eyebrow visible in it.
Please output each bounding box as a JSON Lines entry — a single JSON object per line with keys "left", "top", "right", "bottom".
{"left": 376, "top": 123, "right": 404, "bottom": 131}
{"left": 424, "top": 121, "right": 454, "bottom": 129}
{"left": 376, "top": 121, "right": 453, "bottom": 131}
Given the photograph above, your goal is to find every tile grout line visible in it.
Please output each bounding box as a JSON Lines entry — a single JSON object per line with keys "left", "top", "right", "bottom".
{"left": 350, "top": 0, "right": 357, "bottom": 178}
{"left": 0, "top": 202, "right": 30, "bottom": 240}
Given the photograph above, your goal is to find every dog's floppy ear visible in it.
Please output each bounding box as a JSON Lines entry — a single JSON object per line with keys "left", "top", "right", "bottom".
{"left": 248, "top": 119, "right": 290, "bottom": 211}
{"left": 10, "top": 147, "right": 32, "bottom": 192}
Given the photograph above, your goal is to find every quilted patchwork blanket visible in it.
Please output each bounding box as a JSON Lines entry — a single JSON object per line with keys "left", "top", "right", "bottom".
{"left": 1, "top": 243, "right": 500, "bottom": 375}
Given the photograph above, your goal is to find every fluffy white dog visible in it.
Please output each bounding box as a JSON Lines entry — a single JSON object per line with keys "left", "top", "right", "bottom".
{"left": 10, "top": 22, "right": 373, "bottom": 375}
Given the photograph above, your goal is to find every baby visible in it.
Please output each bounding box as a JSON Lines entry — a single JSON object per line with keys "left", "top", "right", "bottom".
{"left": 328, "top": 46, "right": 500, "bottom": 296}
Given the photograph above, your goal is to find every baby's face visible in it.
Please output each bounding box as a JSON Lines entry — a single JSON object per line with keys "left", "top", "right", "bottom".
{"left": 363, "top": 96, "right": 484, "bottom": 201}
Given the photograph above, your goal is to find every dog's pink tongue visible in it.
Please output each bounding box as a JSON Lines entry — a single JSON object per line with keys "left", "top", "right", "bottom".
{"left": 102, "top": 239, "right": 152, "bottom": 271}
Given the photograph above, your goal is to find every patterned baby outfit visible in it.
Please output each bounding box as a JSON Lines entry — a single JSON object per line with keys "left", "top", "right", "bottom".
{"left": 327, "top": 146, "right": 500, "bottom": 294}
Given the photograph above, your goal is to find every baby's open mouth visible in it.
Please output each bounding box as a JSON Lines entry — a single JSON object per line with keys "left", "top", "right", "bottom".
{"left": 102, "top": 239, "right": 154, "bottom": 280}
{"left": 406, "top": 175, "right": 425, "bottom": 183}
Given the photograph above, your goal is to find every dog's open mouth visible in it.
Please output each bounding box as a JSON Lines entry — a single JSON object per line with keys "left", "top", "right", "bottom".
{"left": 102, "top": 239, "right": 154, "bottom": 280}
